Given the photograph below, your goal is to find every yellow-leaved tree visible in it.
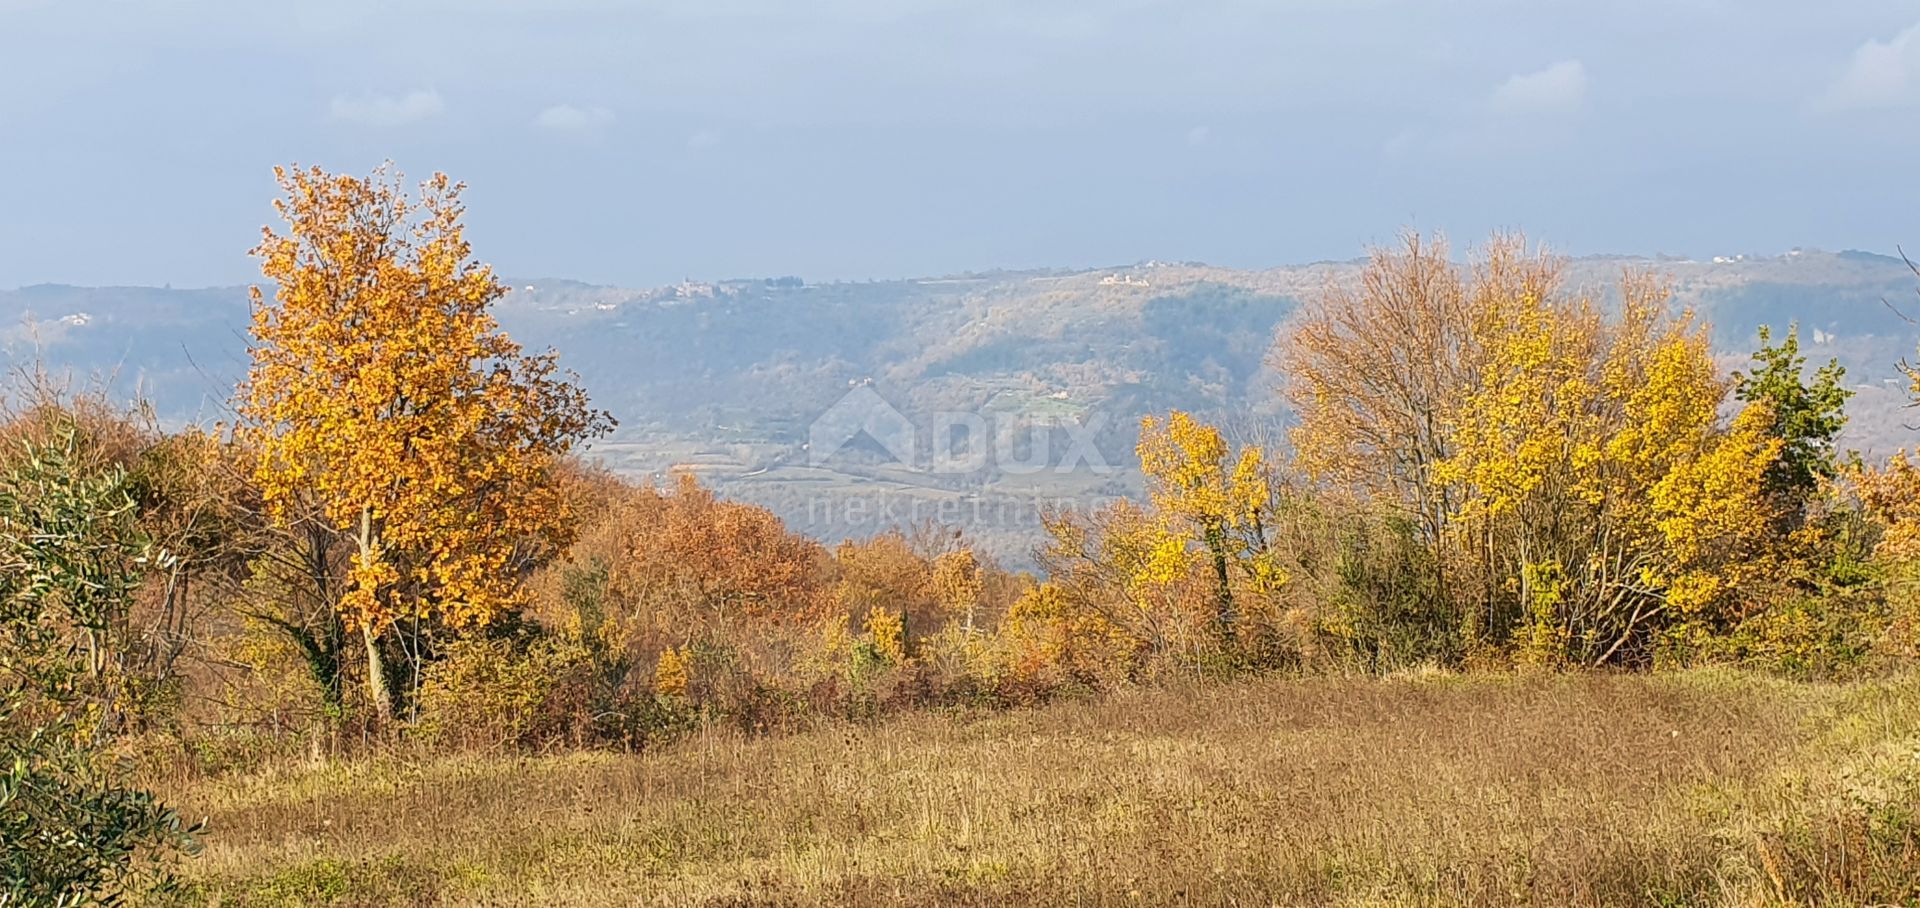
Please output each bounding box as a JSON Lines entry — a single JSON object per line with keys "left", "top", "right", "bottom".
{"left": 930, "top": 548, "right": 985, "bottom": 635}
{"left": 1037, "top": 499, "right": 1194, "bottom": 665}
{"left": 1436, "top": 254, "right": 1781, "bottom": 665}
{"left": 1136, "top": 411, "right": 1285, "bottom": 640}
{"left": 1025, "top": 412, "right": 1292, "bottom": 675}
{"left": 240, "top": 164, "right": 613, "bottom": 719}
{"left": 1280, "top": 232, "right": 1784, "bottom": 666}
{"left": 1853, "top": 335, "right": 1920, "bottom": 655}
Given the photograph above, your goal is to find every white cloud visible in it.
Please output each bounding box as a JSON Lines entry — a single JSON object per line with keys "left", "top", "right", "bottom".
{"left": 1816, "top": 22, "right": 1920, "bottom": 112}
{"left": 1186, "top": 125, "right": 1211, "bottom": 147}
{"left": 328, "top": 89, "right": 444, "bottom": 126}
{"left": 1488, "top": 60, "right": 1588, "bottom": 115}
{"left": 686, "top": 129, "right": 721, "bottom": 150}
{"left": 532, "top": 104, "right": 615, "bottom": 131}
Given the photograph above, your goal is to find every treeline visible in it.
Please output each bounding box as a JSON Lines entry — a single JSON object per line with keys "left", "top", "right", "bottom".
{"left": 1033, "top": 235, "right": 1918, "bottom": 680}
{"left": 5, "top": 169, "right": 1920, "bottom": 903}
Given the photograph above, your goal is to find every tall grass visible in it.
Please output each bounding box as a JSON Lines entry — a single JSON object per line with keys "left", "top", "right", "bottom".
{"left": 153, "top": 670, "right": 1918, "bottom": 906}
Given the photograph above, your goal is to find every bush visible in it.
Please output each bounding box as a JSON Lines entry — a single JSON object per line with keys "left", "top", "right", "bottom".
{"left": 1002, "top": 583, "right": 1142, "bottom": 688}
{"left": 1664, "top": 592, "right": 1888, "bottom": 679}
{"left": 1308, "top": 511, "right": 1458, "bottom": 673}
{"left": 415, "top": 636, "right": 582, "bottom": 751}
{"left": 0, "top": 421, "right": 198, "bottom": 903}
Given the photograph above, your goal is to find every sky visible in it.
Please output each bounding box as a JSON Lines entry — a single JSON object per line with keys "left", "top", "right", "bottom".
{"left": 2, "top": 0, "right": 1920, "bottom": 289}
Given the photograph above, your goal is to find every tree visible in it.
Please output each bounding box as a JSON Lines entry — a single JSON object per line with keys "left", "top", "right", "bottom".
{"left": 1280, "top": 233, "right": 1785, "bottom": 665}
{"left": 1907, "top": 344, "right": 1919, "bottom": 406}
{"left": 240, "top": 165, "right": 613, "bottom": 720}
{"left": 226, "top": 459, "right": 355, "bottom": 720}
{"left": 1856, "top": 289, "right": 1920, "bottom": 654}
{"left": 0, "top": 389, "right": 249, "bottom": 733}
{"left": 0, "top": 421, "right": 197, "bottom": 903}
{"left": 1136, "top": 411, "right": 1283, "bottom": 641}
{"left": 930, "top": 549, "right": 984, "bottom": 635}
{"left": 1275, "top": 232, "right": 1477, "bottom": 602}
{"left": 1037, "top": 499, "right": 1196, "bottom": 663}
{"left": 1002, "top": 581, "right": 1139, "bottom": 684}
{"left": 830, "top": 533, "right": 933, "bottom": 631}
{"left": 1434, "top": 262, "right": 1782, "bottom": 664}
{"left": 1734, "top": 323, "right": 1851, "bottom": 520}
{"left": 614, "top": 473, "right": 830, "bottom": 628}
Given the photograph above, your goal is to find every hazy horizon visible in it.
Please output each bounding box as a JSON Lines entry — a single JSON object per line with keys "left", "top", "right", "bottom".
{"left": 1, "top": 240, "right": 1911, "bottom": 295}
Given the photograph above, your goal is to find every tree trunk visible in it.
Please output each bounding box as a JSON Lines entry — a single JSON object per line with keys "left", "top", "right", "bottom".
{"left": 1206, "top": 523, "right": 1235, "bottom": 643}
{"left": 355, "top": 505, "right": 394, "bottom": 723}
{"left": 362, "top": 622, "right": 393, "bottom": 722}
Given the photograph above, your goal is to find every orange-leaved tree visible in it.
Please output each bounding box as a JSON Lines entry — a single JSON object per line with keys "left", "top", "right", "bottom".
{"left": 239, "top": 164, "right": 613, "bottom": 719}
{"left": 611, "top": 473, "right": 830, "bottom": 628}
{"left": 1275, "top": 232, "right": 1473, "bottom": 602}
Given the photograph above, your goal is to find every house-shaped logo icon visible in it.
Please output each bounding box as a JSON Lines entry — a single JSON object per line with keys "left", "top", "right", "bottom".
{"left": 808, "top": 386, "right": 917, "bottom": 467}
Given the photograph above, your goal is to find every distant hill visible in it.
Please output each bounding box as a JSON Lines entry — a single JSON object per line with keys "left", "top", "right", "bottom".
{"left": 5, "top": 250, "right": 1916, "bottom": 567}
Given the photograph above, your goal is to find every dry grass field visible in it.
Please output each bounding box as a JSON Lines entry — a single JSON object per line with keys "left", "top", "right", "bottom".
{"left": 151, "top": 671, "right": 1920, "bottom": 907}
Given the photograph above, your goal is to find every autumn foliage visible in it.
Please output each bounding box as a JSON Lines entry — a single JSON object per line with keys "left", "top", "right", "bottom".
{"left": 240, "top": 165, "right": 612, "bottom": 716}
{"left": 957, "top": 232, "right": 1911, "bottom": 679}
{"left": 604, "top": 473, "right": 829, "bottom": 627}
{"left": 16, "top": 203, "right": 1915, "bottom": 759}
{"left": 12, "top": 164, "right": 1920, "bottom": 905}
{"left": 1250, "top": 235, "right": 1803, "bottom": 667}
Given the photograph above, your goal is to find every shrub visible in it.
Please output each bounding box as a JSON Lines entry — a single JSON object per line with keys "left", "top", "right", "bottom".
{"left": 652, "top": 646, "right": 690, "bottom": 698}
{"left": 1662, "top": 591, "right": 1888, "bottom": 679}
{"left": 1306, "top": 510, "right": 1457, "bottom": 673}
{"left": 413, "top": 635, "right": 605, "bottom": 752}
{"left": 0, "top": 421, "right": 198, "bottom": 903}
{"left": 1002, "top": 583, "right": 1141, "bottom": 687}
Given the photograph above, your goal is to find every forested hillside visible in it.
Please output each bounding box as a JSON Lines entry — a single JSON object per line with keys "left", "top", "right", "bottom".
{"left": 5, "top": 248, "right": 1916, "bottom": 565}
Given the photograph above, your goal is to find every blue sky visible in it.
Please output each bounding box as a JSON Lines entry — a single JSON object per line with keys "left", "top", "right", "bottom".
{"left": 2, "top": 0, "right": 1919, "bottom": 288}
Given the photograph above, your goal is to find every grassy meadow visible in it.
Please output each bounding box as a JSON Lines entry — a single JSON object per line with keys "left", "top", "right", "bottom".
{"left": 152, "top": 670, "right": 1919, "bottom": 907}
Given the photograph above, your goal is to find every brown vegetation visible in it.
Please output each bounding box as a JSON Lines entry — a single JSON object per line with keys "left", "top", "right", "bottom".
{"left": 154, "top": 671, "right": 1919, "bottom": 906}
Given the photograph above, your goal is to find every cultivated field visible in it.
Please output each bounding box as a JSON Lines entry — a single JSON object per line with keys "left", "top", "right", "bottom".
{"left": 154, "top": 670, "right": 1920, "bottom": 906}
